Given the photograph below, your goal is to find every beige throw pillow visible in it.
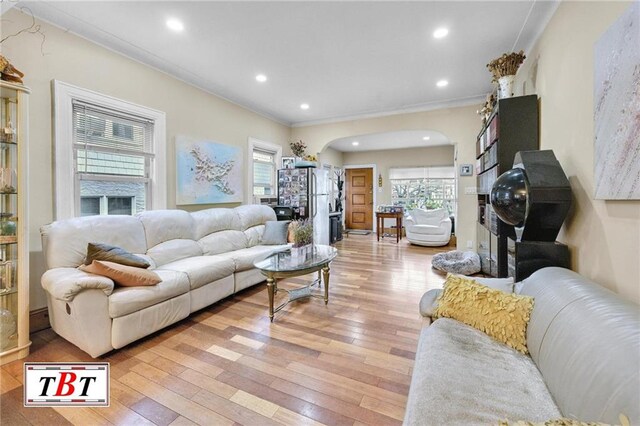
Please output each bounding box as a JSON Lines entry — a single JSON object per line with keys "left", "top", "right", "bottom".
{"left": 80, "top": 260, "right": 161, "bottom": 287}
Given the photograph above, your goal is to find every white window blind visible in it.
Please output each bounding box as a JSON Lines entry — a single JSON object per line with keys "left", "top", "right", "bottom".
{"left": 253, "top": 149, "right": 275, "bottom": 196}
{"left": 72, "top": 101, "right": 155, "bottom": 216}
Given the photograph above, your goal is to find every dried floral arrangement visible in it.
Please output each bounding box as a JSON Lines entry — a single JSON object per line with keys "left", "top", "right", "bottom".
{"left": 477, "top": 93, "right": 497, "bottom": 124}
{"left": 487, "top": 50, "right": 526, "bottom": 81}
{"left": 290, "top": 139, "right": 307, "bottom": 157}
{"left": 289, "top": 219, "right": 313, "bottom": 247}
{"left": 0, "top": 7, "right": 46, "bottom": 84}
{"left": 303, "top": 154, "right": 317, "bottom": 162}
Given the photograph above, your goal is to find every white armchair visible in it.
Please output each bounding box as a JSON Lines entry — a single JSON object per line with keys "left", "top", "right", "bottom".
{"left": 405, "top": 208, "right": 452, "bottom": 246}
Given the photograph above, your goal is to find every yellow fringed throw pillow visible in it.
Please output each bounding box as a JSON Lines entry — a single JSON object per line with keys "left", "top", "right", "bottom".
{"left": 434, "top": 274, "right": 534, "bottom": 353}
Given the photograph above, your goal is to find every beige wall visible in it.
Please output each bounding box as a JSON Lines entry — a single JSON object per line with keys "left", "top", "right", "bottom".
{"left": 515, "top": 1, "right": 639, "bottom": 302}
{"left": 318, "top": 147, "right": 344, "bottom": 168}
{"left": 292, "top": 105, "right": 482, "bottom": 249}
{"left": 342, "top": 145, "right": 454, "bottom": 209}
{"left": 2, "top": 10, "right": 290, "bottom": 310}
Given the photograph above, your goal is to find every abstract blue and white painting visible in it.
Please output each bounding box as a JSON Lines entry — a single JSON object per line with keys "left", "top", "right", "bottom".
{"left": 594, "top": 1, "right": 640, "bottom": 199}
{"left": 176, "top": 136, "right": 243, "bottom": 204}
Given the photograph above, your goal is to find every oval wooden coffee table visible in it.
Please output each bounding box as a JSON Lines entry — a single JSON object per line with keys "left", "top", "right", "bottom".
{"left": 254, "top": 245, "right": 338, "bottom": 322}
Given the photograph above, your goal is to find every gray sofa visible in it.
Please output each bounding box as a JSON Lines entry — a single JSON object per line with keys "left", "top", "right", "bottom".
{"left": 40, "top": 205, "right": 289, "bottom": 358}
{"left": 405, "top": 267, "right": 640, "bottom": 425}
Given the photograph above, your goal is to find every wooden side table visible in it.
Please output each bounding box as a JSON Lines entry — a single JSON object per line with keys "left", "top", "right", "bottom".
{"left": 376, "top": 211, "right": 403, "bottom": 243}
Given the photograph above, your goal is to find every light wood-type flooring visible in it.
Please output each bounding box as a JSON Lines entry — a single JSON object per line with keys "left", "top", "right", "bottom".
{"left": 1, "top": 234, "right": 451, "bottom": 425}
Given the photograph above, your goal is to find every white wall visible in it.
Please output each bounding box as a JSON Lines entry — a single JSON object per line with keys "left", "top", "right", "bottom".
{"left": 2, "top": 9, "right": 291, "bottom": 310}
{"left": 515, "top": 0, "right": 639, "bottom": 302}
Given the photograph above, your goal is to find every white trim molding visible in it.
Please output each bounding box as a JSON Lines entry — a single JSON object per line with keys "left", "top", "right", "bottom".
{"left": 343, "top": 163, "right": 378, "bottom": 232}
{"left": 247, "top": 137, "right": 282, "bottom": 204}
{"left": 53, "top": 80, "right": 167, "bottom": 220}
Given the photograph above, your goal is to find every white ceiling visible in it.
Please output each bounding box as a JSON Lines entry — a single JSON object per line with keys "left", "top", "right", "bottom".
{"left": 13, "top": 1, "right": 557, "bottom": 126}
{"left": 330, "top": 130, "right": 450, "bottom": 153}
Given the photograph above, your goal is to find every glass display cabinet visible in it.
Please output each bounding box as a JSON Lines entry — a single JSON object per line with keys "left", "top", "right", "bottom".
{"left": 0, "top": 81, "right": 30, "bottom": 364}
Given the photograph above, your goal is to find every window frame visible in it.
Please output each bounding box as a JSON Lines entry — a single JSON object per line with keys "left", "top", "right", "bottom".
{"left": 54, "top": 80, "right": 166, "bottom": 219}
{"left": 247, "top": 137, "right": 282, "bottom": 203}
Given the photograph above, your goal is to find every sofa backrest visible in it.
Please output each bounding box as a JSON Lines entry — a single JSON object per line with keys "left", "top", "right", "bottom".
{"left": 191, "top": 208, "right": 246, "bottom": 255}
{"left": 41, "top": 205, "right": 278, "bottom": 269}
{"left": 410, "top": 208, "right": 448, "bottom": 225}
{"left": 234, "top": 205, "right": 277, "bottom": 247}
{"left": 521, "top": 267, "right": 639, "bottom": 424}
{"left": 40, "top": 215, "right": 148, "bottom": 269}
{"left": 136, "top": 210, "right": 202, "bottom": 267}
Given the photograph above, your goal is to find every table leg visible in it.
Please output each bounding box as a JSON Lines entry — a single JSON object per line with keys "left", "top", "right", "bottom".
{"left": 399, "top": 216, "right": 403, "bottom": 241}
{"left": 376, "top": 216, "right": 380, "bottom": 241}
{"left": 267, "top": 276, "right": 275, "bottom": 322}
{"left": 322, "top": 265, "right": 330, "bottom": 305}
{"left": 396, "top": 216, "right": 400, "bottom": 243}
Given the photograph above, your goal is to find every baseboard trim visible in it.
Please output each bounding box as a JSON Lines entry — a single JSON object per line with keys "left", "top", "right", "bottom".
{"left": 30, "top": 307, "right": 50, "bottom": 333}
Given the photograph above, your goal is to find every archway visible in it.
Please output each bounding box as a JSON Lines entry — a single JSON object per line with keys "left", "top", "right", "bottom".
{"left": 318, "top": 130, "right": 457, "bottom": 236}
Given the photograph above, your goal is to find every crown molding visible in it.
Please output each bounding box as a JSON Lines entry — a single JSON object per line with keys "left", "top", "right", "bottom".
{"left": 291, "top": 95, "right": 486, "bottom": 128}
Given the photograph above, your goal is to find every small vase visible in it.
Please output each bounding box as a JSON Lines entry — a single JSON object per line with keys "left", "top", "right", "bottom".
{"left": 291, "top": 244, "right": 312, "bottom": 258}
{"left": 498, "top": 75, "right": 516, "bottom": 99}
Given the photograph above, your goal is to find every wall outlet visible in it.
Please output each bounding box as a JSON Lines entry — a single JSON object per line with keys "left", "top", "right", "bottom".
{"left": 464, "top": 187, "right": 477, "bottom": 195}
{"left": 466, "top": 240, "right": 474, "bottom": 249}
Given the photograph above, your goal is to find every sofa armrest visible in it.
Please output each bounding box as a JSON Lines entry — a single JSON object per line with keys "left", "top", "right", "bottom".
{"left": 42, "top": 268, "right": 115, "bottom": 302}
{"left": 405, "top": 216, "right": 416, "bottom": 227}
{"left": 438, "top": 217, "right": 452, "bottom": 231}
{"left": 419, "top": 288, "right": 442, "bottom": 318}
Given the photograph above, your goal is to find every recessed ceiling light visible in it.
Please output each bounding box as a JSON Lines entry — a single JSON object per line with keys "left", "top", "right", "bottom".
{"left": 300, "top": 103, "right": 310, "bottom": 110}
{"left": 166, "top": 18, "right": 184, "bottom": 32}
{"left": 436, "top": 80, "right": 449, "bottom": 88}
{"left": 433, "top": 27, "right": 449, "bottom": 39}
{"left": 423, "top": 136, "right": 431, "bottom": 141}
{"left": 352, "top": 141, "right": 359, "bottom": 146}
{"left": 255, "top": 74, "right": 267, "bottom": 82}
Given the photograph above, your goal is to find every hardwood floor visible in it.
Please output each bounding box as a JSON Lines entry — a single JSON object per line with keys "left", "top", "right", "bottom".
{"left": 0, "top": 235, "right": 451, "bottom": 425}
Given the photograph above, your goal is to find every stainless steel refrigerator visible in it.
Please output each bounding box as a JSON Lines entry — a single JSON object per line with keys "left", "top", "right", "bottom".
{"left": 277, "top": 167, "right": 330, "bottom": 245}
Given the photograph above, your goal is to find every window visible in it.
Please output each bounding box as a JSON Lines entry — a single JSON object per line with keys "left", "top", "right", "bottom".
{"left": 54, "top": 81, "right": 166, "bottom": 219}
{"left": 253, "top": 149, "right": 276, "bottom": 196}
{"left": 390, "top": 166, "right": 456, "bottom": 214}
{"left": 247, "top": 138, "right": 282, "bottom": 202}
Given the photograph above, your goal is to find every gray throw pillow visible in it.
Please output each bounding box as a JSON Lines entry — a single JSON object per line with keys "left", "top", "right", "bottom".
{"left": 84, "top": 242, "right": 150, "bottom": 268}
{"left": 261, "top": 220, "right": 290, "bottom": 245}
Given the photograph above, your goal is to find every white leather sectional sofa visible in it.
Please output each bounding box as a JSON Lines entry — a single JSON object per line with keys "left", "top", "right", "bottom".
{"left": 40, "top": 205, "right": 288, "bottom": 358}
{"left": 405, "top": 267, "right": 640, "bottom": 424}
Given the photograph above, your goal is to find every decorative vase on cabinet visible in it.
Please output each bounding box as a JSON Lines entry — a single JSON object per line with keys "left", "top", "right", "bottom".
{"left": 0, "top": 81, "right": 30, "bottom": 364}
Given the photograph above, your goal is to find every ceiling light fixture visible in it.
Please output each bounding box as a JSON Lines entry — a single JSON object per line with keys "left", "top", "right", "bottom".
{"left": 433, "top": 27, "right": 449, "bottom": 39}
{"left": 166, "top": 18, "right": 184, "bottom": 32}
{"left": 436, "top": 80, "right": 449, "bottom": 88}
{"left": 300, "top": 103, "right": 310, "bottom": 110}
{"left": 423, "top": 136, "right": 431, "bottom": 141}
{"left": 255, "top": 74, "right": 267, "bottom": 82}
{"left": 352, "top": 141, "right": 359, "bottom": 146}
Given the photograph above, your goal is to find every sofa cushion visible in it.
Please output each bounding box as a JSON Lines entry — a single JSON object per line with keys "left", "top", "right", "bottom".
{"left": 404, "top": 318, "right": 560, "bottom": 425}
{"left": 220, "top": 245, "right": 289, "bottom": 272}
{"left": 191, "top": 208, "right": 241, "bottom": 239}
{"left": 261, "top": 220, "right": 290, "bottom": 245}
{"left": 521, "top": 267, "right": 640, "bottom": 424}
{"left": 85, "top": 242, "right": 150, "bottom": 268}
{"left": 108, "top": 269, "right": 189, "bottom": 318}
{"left": 146, "top": 239, "right": 203, "bottom": 267}
{"left": 198, "top": 230, "right": 247, "bottom": 255}
{"left": 41, "top": 215, "right": 147, "bottom": 268}
{"left": 137, "top": 209, "right": 196, "bottom": 247}
{"left": 235, "top": 205, "right": 277, "bottom": 231}
{"left": 244, "top": 225, "right": 265, "bottom": 247}
{"left": 80, "top": 260, "right": 162, "bottom": 287}
{"left": 157, "top": 256, "right": 235, "bottom": 290}
{"left": 407, "top": 224, "right": 446, "bottom": 236}
{"left": 410, "top": 208, "right": 447, "bottom": 224}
